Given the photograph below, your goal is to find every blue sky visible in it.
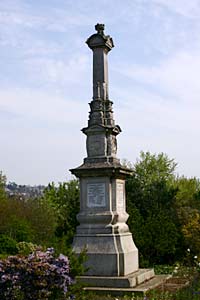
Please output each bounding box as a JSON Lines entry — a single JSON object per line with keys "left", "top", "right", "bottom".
{"left": 1, "top": 0, "right": 200, "bottom": 185}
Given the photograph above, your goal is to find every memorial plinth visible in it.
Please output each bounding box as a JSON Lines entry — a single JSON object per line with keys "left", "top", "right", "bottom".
{"left": 70, "top": 24, "right": 154, "bottom": 287}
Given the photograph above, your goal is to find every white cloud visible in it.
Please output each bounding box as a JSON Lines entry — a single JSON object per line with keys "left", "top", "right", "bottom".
{"left": 0, "top": 88, "right": 88, "bottom": 127}
{"left": 0, "top": 9, "right": 43, "bottom": 28}
{"left": 24, "top": 53, "right": 90, "bottom": 86}
{"left": 0, "top": 87, "right": 88, "bottom": 185}
{"left": 153, "top": 0, "right": 200, "bottom": 18}
{"left": 116, "top": 49, "right": 200, "bottom": 104}
{"left": 1, "top": 0, "right": 200, "bottom": 183}
{"left": 112, "top": 47, "right": 200, "bottom": 178}
{"left": 0, "top": 121, "right": 85, "bottom": 185}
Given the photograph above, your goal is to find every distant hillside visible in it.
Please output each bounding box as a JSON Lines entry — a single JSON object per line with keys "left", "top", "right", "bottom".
{"left": 6, "top": 182, "right": 46, "bottom": 199}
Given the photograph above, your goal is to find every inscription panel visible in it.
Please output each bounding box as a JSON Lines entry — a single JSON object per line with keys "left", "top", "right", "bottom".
{"left": 117, "top": 183, "right": 124, "bottom": 210}
{"left": 87, "top": 183, "right": 106, "bottom": 208}
{"left": 87, "top": 135, "right": 105, "bottom": 157}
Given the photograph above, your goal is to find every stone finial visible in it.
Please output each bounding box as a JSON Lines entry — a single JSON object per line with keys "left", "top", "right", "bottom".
{"left": 86, "top": 23, "right": 114, "bottom": 51}
{"left": 95, "top": 23, "right": 105, "bottom": 35}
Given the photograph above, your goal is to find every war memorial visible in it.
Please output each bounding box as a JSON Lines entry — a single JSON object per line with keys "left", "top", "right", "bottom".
{"left": 70, "top": 24, "right": 168, "bottom": 293}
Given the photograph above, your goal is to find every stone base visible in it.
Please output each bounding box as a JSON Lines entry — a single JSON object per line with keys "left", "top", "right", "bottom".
{"left": 73, "top": 232, "right": 138, "bottom": 276}
{"left": 82, "top": 275, "right": 172, "bottom": 296}
{"left": 78, "top": 268, "right": 155, "bottom": 288}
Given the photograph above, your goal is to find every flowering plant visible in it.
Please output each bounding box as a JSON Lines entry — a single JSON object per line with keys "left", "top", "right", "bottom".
{"left": 194, "top": 255, "right": 200, "bottom": 273}
{"left": 0, "top": 247, "right": 73, "bottom": 299}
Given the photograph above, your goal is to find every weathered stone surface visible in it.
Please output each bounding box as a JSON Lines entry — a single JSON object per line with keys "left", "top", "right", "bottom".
{"left": 82, "top": 275, "right": 172, "bottom": 296}
{"left": 78, "top": 269, "right": 155, "bottom": 288}
{"left": 70, "top": 24, "right": 139, "bottom": 278}
{"left": 70, "top": 24, "right": 159, "bottom": 288}
{"left": 81, "top": 23, "right": 121, "bottom": 162}
{"left": 73, "top": 233, "right": 138, "bottom": 276}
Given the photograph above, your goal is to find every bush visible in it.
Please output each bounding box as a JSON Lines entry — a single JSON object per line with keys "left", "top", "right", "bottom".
{"left": 16, "top": 241, "right": 39, "bottom": 256}
{"left": 0, "top": 248, "right": 73, "bottom": 300}
{"left": 0, "top": 235, "right": 18, "bottom": 255}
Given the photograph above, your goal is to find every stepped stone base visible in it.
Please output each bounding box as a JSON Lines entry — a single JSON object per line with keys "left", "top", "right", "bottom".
{"left": 78, "top": 268, "right": 155, "bottom": 288}
{"left": 82, "top": 274, "right": 172, "bottom": 296}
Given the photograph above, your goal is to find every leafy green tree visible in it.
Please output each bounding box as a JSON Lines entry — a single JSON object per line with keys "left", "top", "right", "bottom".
{"left": 174, "top": 177, "right": 200, "bottom": 208}
{"left": 43, "top": 180, "right": 80, "bottom": 250}
{"left": 181, "top": 209, "right": 200, "bottom": 255}
{"left": 173, "top": 177, "right": 200, "bottom": 256}
{"left": 25, "top": 197, "right": 57, "bottom": 245}
{"left": 0, "top": 195, "right": 57, "bottom": 251}
{"left": 126, "top": 151, "right": 182, "bottom": 265}
{"left": 0, "top": 171, "right": 57, "bottom": 254}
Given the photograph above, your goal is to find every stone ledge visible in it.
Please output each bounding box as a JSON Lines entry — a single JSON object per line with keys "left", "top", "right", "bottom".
{"left": 82, "top": 275, "right": 171, "bottom": 296}
{"left": 70, "top": 163, "right": 132, "bottom": 179}
{"left": 77, "top": 268, "right": 155, "bottom": 288}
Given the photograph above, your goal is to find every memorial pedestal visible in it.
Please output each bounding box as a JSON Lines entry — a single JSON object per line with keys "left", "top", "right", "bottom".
{"left": 71, "top": 164, "right": 139, "bottom": 277}
{"left": 70, "top": 24, "right": 158, "bottom": 290}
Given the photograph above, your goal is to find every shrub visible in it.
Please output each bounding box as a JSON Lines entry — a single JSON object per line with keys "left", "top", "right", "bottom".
{"left": 16, "top": 241, "right": 39, "bottom": 256}
{"left": 0, "top": 235, "right": 18, "bottom": 255}
{"left": 0, "top": 248, "right": 72, "bottom": 300}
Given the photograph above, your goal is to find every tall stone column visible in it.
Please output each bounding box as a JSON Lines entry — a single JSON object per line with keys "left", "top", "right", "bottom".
{"left": 70, "top": 24, "right": 139, "bottom": 279}
{"left": 82, "top": 23, "right": 121, "bottom": 164}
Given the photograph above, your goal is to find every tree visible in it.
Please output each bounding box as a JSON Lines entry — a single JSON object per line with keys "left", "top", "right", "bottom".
{"left": 126, "top": 151, "right": 182, "bottom": 265}
{"left": 25, "top": 197, "right": 57, "bottom": 245}
{"left": 173, "top": 177, "right": 200, "bottom": 256}
{"left": 174, "top": 177, "right": 200, "bottom": 208}
{"left": 43, "top": 180, "right": 80, "bottom": 250}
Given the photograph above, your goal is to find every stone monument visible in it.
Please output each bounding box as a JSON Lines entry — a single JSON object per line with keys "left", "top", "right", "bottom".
{"left": 70, "top": 24, "right": 155, "bottom": 288}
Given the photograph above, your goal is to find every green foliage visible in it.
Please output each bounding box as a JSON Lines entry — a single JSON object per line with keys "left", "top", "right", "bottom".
{"left": 0, "top": 234, "right": 18, "bottom": 255}
{"left": 126, "top": 151, "right": 200, "bottom": 266}
{"left": 154, "top": 264, "right": 176, "bottom": 275}
{"left": 127, "top": 151, "right": 177, "bottom": 214}
{"left": 65, "top": 248, "right": 89, "bottom": 300}
{"left": 17, "top": 241, "right": 39, "bottom": 256}
{"left": 1, "top": 147, "right": 200, "bottom": 274}
{"left": 66, "top": 247, "right": 87, "bottom": 278}
{"left": 172, "top": 177, "right": 200, "bottom": 257}
{"left": 181, "top": 209, "right": 200, "bottom": 255}
{"left": 0, "top": 172, "right": 80, "bottom": 258}
{"left": 174, "top": 176, "right": 200, "bottom": 208}
{"left": 4, "top": 216, "right": 33, "bottom": 242}
{"left": 43, "top": 180, "right": 80, "bottom": 246}
{"left": 133, "top": 151, "right": 176, "bottom": 186}
{"left": 24, "top": 197, "right": 57, "bottom": 245}
{"left": 0, "top": 195, "right": 56, "bottom": 248}
{"left": 126, "top": 151, "right": 182, "bottom": 265}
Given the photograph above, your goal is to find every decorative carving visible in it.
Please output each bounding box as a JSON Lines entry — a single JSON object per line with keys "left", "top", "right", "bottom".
{"left": 83, "top": 24, "right": 121, "bottom": 161}
{"left": 107, "top": 135, "right": 117, "bottom": 156}
{"left": 117, "top": 182, "right": 124, "bottom": 210}
{"left": 95, "top": 23, "right": 105, "bottom": 35}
